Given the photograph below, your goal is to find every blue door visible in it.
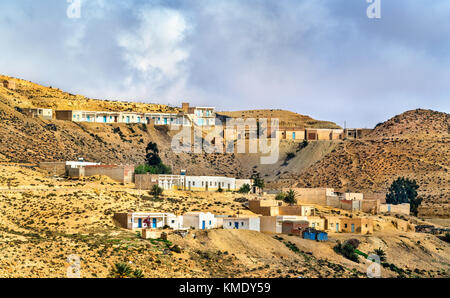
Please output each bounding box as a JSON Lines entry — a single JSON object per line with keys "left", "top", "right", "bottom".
{"left": 152, "top": 218, "right": 157, "bottom": 228}
{"left": 103, "top": 116, "right": 107, "bottom": 123}
{"left": 126, "top": 116, "right": 130, "bottom": 123}
{"left": 87, "top": 115, "right": 90, "bottom": 122}
{"left": 336, "top": 223, "right": 339, "bottom": 232}
{"left": 138, "top": 218, "right": 142, "bottom": 228}
{"left": 234, "top": 222, "right": 239, "bottom": 229}
{"left": 137, "top": 116, "right": 141, "bottom": 123}
{"left": 164, "top": 118, "right": 168, "bottom": 124}
{"left": 202, "top": 220, "right": 206, "bottom": 230}
{"left": 292, "top": 132, "right": 296, "bottom": 140}
{"left": 387, "top": 204, "right": 391, "bottom": 212}
{"left": 351, "top": 224, "right": 355, "bottom": 233}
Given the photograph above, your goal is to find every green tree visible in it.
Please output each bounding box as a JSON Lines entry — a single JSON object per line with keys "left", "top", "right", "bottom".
{"left": 252, "top": 173, "right": 265, "bottom": 194}
{"left": 150, "top": 184, "right": 163, "bottom": 199}
{"left": 135, "top": 142, "right": 172, "bottom": 174}
{"left": 111, "top": 263, "right": 132, "bottom": 278}
{"left": 217, "top": 184, "right": 223, "bottom": 192}
{"left": 386, "top": 177, "right": 422, "bottom": 216}
{"left": 283, "top": 189, "right": 297, "bottom": 205}
{"left": 145, "top": 142, "right": 161, "bottom": 166}
{"left": 238, "top": 183, "right": 251, "bottom": 194}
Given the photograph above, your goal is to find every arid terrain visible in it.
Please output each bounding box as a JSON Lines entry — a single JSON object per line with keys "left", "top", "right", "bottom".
{"left": 0, "top": 75, "right": 449, "bottom": 278}
{"left": 0, "top": 163, "right": 448, "bottom": 278}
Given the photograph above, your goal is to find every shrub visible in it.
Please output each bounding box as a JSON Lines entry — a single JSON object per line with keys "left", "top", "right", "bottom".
{"left": 150, "top": 185, "right": 163, "bottom": 199}
{"left": 238, "top": 183, "right": 251, "bottom": 194}
{"left": 275, "top": 192, "right": 286, "bottom": 201}
{"left": 217, "top": 185, "right": 223, "bottom": 193}
{"left": 334, "top": 241, "right": 359, "bottom": 263}
{"left": 443, "top": 233, "right": 450, "bottom": 243}
{"left": 110, "top": 263, "right": 133, "bottom": 278}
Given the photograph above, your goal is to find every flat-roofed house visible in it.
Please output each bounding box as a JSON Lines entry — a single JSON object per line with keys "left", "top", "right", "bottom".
{"left": 223, "top": 216, "right": 260, "bottom": 231}
{"left": 340, "top": 217, "right": 373, "bottom": 234}
{"left": 260, "top": 215, "right": 307, "bottom": 233}
{"left": 182, "top": 212, "right": 217, "bottom": 230}
{"left": 19, "top": 108, "right": 53, "bottom": 120}
{"left": 114, "top": 212, "right": 183, "bottom": 230}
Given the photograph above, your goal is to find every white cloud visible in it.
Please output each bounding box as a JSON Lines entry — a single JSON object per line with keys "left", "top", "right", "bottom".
{"left": 117, "top": 7, "right": 190, "bottom": 99}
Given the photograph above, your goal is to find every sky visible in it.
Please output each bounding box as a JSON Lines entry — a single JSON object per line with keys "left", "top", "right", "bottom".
{"left": 0, "top": 0, "right": 449, "bottom": 128}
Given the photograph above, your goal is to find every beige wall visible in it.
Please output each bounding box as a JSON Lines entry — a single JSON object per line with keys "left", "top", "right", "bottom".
{"left": 135, "top": 174, "right": 159, "bottom": 190}
{"left": 83, "top": 165, "right": 134, "bottom": 183}
{"left": 39, "top": 162, "right": 66, "bottom": 176}
{"left": 285, "top": 188, "right": 333, "bottom": 206}
{"left": 340, "top": 218, "right": 373, "bottom": 234}
{"left": 380, "top": 203, "right": 410, "bottom": 215}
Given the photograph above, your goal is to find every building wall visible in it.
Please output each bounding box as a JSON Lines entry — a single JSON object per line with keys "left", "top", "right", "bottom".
{"left": 83, "top": 165, "right": 134, "bottom": 183}
{"left": 285, "top": 188, "right": 333, "bottom": 205}
{"left": 39, "top": 162, "right": 67, "bottom": 176}
{"left": 223, "top": 217, "right": 260, "bottom": 231}
{"left": 281, "top": 221, "right": 309, "bottom": 235}
{"left": 361, "top": 199, "right": 380, "bottom": 214}
{"left": 380, "top": 203, "right": 410, "bottom": 215}
{"left": 323, "top": 216, "right": 342, "bottom": 232}
{"left": 135, "top": 174, "right": 159, "bottom": 190}
{"left": 340, "top": 218, "right": 373, "bottom": 234}
{"left": 113, "top": 213, "right": 132, "bottom": 229}
{"left": 306, "top": 216, "right": 325, "bottom": 230}
{"left": 182, "top": 212, "right": 216, "bottom": 230}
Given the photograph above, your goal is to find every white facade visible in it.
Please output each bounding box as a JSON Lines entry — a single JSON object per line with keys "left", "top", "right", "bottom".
{"left": 191, "top": 107, "right": 216, "bottom": 126}
{"left": 154, "top": 174, "right": 251, "bottom": 192}
{"left": 182, "top": 212, "right": 217, "bottom": 230}
{"left": 223, "top": 217, "right": 261, "bottom": 232}
{"left": 65, "top": 161, "right": 100, "bottom": 168}
{"left": 129, "top": 212, "right": 183, "bottom": 230}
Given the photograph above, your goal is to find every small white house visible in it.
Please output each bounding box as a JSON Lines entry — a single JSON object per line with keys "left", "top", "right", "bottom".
{"left": 114, "top": 212, "right": 183, "bottom": 230}
{"left": 223, "top": 216, "right": 261, "bottom": 232}
{"left": 182, "top": 212, "right": 217, "bottom": 230}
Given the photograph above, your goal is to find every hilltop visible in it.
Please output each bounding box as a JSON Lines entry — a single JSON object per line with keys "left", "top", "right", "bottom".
{"left": 0, "top": 75, "right": 178, "bottom": 113}
{"left": 277, "top": 109, "right": 450, "bottom": 217}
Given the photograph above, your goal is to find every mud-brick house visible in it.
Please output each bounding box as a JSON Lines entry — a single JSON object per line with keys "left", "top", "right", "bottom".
{"left": 182, "top": 212, "right": 217, "bottom": 230}
{"left": 323, "top": 216, "right": 342, "bottom": 232}
{"left": 281, "top": 220, "right": 309, "bottom": 236}
{"left": 223, "top": 216, "right": 260, "bottom": 232}
{"left": 19, "top": 108, "right": 53, "bottom": 120}
{"left": 340, "top": 218, "right": 373, "bottom": 234}
{"left": 68, "top": 164, "right": 134, "bottom": 183}
{"left": 114, "top": 212, "right": 183, "bottom": 230}
{"left": 306, "top": 216, "right": 326, "bottom": 230}
{"left": 260, "top": 215, "right": 307, "bottom": 233}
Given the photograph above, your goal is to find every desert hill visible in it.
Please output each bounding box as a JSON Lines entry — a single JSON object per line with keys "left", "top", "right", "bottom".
{"left": 277, "top": 109, "right": 450, "bottom": 217}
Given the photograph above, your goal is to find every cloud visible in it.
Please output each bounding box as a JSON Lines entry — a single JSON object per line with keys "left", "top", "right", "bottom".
{"left": 0, "top": 0, "right": 448, "bottom": 127}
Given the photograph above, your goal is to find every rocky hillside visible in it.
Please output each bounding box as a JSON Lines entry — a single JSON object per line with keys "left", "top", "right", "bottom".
{"left": 278, "top": 109, "right": 450, "bottom": 217}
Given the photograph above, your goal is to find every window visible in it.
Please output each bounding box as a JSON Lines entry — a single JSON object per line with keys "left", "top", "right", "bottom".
{"left": 202, "top": 181, "right": 204, "bottom": 186}
{"left": 172, "top": 220, "right": 175, "bottom": 223}
{"left": 192, "top": 181, "right": 195, "bottom": 186}
{"left": 209, "top": 220, "right": 211, "bottom": 225}
{"left": 229, "top": 222, "right": 232, "bottom": 226}
{"left": 344, "top": 224, "right": 348, "bottom": 228}
{"left": 130, "top": 218, "right": 133, "bottom": 223}
{"left": 241, "top": 222, "right": 244, "bottom": 226}
{"left": 365, "top": 224, "right": 368, "bottom": 228}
